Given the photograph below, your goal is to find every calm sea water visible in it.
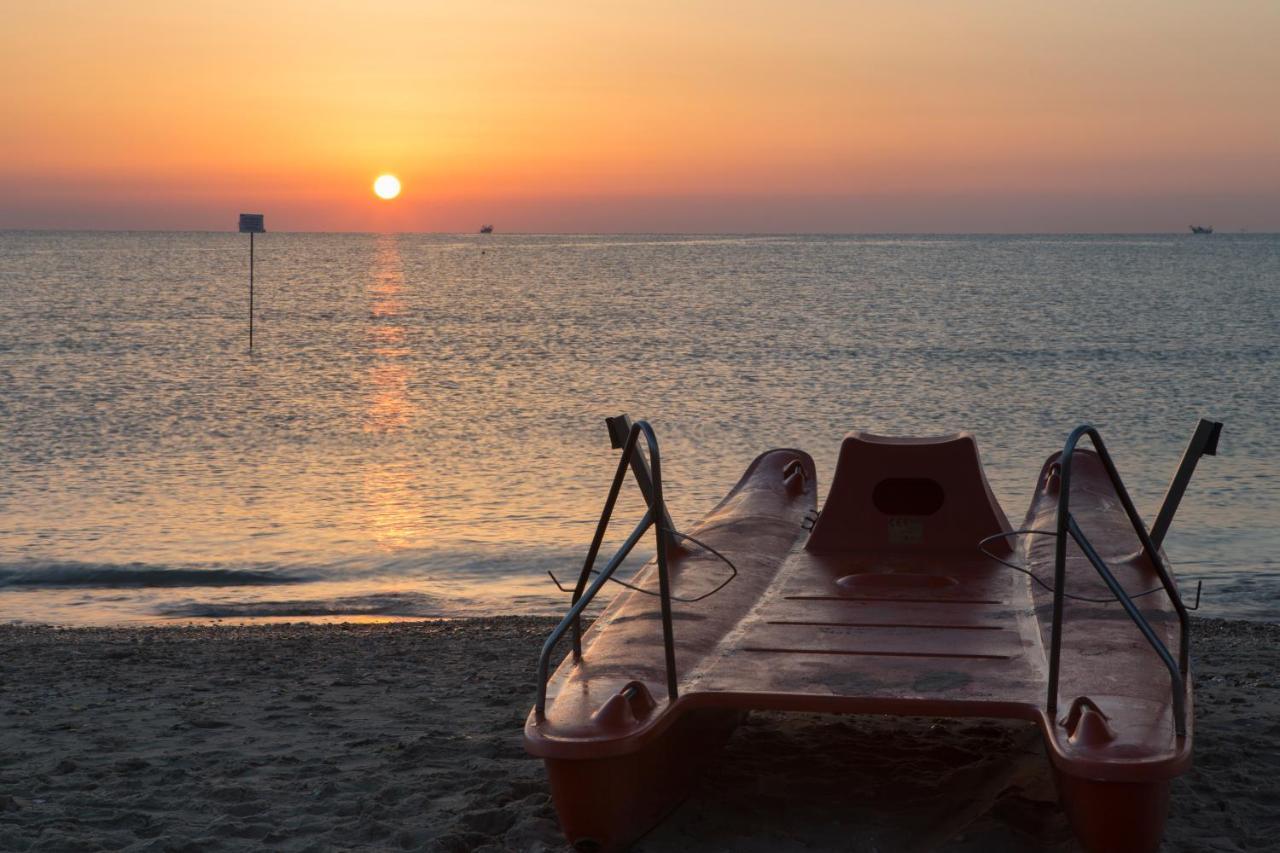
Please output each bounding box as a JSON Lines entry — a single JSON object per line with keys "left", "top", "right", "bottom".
{"left": 1, "top": 232, "right": 1277, "bottom": 625}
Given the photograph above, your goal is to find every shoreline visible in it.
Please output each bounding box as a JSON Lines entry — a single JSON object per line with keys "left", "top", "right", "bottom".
{"left": 5, "top": 564, "right": 1279, "bottom": 628}
{"left": 2, "top": 616, "right": 1275, "bottom": 851}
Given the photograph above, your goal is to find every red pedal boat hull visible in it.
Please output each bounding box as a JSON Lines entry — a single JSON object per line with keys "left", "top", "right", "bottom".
{"left": 528, "top": 430, "right": 1197, "bottom": 852}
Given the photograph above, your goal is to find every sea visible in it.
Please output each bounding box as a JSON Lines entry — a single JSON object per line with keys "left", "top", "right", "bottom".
{"left": 1, "top": 232, "right": 1276, "bottom": 625}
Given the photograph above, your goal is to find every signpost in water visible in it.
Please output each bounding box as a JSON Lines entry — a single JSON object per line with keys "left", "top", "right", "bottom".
{"left": 238, "top": 214, "right": 265, "bottom": 349}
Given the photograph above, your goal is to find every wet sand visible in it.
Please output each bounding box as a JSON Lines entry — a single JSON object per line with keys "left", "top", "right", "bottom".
{"left": 1, "top": 616, "right": 1275, "bottom": 851}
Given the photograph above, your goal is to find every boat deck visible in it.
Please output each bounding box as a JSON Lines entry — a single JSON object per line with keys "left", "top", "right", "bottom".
{"left": 686, "top": 548, "right": 1047, "bottom": 715}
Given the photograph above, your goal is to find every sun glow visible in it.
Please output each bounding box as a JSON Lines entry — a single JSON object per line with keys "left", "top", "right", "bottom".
{"left": 373, "top": 174, "right": 401, "bottom": 200}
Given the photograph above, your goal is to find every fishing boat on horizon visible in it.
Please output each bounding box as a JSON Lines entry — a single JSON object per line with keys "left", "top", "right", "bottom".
{"left": 479, "top": 224, "right": 494, "bottom": 234}
{"left": 528, "top": 414, "right": 1222, "bottom": 852}
{"left": 1189, "top": 225, "right": 1213, "bottom": 234}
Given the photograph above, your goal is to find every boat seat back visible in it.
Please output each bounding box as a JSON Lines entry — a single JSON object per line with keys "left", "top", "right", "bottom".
{"left": 806, "top": 432, "right": 1011, "bottom": 553}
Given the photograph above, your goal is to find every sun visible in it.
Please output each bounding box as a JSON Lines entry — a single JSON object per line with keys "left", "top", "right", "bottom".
{"left": 373, "top": 174, "right": 401, "bottom": 200}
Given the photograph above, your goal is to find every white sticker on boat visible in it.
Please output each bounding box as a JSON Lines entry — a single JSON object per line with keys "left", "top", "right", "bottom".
{"left": 888, "top": 517, "right": 924, "bottom": 544}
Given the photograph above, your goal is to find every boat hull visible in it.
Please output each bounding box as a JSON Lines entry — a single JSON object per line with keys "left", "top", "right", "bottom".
{"left": 543, "top": 708, "right": 742, "bottom": 852}
{"left": 1055, "top": 770, "right": 1172, "bottom": 853}
{"left": 529, "top": 431, "right": 1196, "bottom": 852}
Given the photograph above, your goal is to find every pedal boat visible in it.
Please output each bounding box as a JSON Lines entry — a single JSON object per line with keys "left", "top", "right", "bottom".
{"left": 525, "top": 417, "right": 1220, "bottom": 852}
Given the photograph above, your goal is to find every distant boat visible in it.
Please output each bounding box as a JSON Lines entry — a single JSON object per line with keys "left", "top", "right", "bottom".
{"left": 1189, "top": 225, "right": 1213, "bottom": 234}
{"left": 479, "top": 224, "right": 494, "bottom": 234}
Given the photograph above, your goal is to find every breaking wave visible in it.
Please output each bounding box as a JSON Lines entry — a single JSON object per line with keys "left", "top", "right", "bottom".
{"left": 153, "top": 592, "right": 440, "bottom": 619}
{"left": 0, "top": 562, "right": 315, "bottom": 589}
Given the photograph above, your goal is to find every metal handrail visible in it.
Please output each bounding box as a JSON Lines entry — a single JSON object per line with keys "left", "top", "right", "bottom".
{"left": 1048, "top": 425, "right": 1190, "bottom": 737}
{"left": 535, "top": 420, "right": 678, "bottom": 718}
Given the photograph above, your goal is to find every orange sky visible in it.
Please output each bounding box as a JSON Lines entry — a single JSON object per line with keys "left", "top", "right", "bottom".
{"left": 2, "top": 1, "right": 1278, "bottom": 232}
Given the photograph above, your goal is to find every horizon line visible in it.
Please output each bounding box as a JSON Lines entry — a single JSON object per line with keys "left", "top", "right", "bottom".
{"left": 2, "top": 227, "right": 1268, "bottom": 237}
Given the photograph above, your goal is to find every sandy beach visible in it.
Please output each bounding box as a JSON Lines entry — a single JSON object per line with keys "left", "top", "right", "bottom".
{"left": 1, "top": 616, "right": 1275, "bottom": 852}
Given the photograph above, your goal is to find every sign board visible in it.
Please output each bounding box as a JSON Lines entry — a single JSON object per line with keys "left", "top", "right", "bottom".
{"left": 238, "top": 213, "right": 265, "bottom": 233}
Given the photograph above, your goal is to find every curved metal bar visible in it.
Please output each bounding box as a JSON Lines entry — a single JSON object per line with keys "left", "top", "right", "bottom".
{"left": 1049, "top": 424, "right": 1190, "bottom": 737}
{"left": 536, "top": 420, "right": 679, "bottom": 718}
{"left": 1067, "top": 517, "right": 1187, "bottom": 736}
{"left": 536, "top": 507, "right": 655, "bottom": 716}
{"left": 645, "top": 422, "right": 680, "bottom": 704}
{"left": 569, "top": 422, "right": 645, "bottom": 657}
{"left": 1060, "top": 426, "right": 1191, "bottom": 670}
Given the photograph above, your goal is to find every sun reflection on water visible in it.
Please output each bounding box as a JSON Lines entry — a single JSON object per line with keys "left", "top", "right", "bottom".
{"left": 363, "top": 236, "right": 415, "bottom": 435}
{"left": 363, "top": 236, "right": 424, "bottom": 551}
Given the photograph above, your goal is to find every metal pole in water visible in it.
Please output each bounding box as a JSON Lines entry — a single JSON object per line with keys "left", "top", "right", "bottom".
{"left": 238, "top": 213, "right": 265, "bottom": 351}
{"left": 249, "top": 231, "right": 255, "bottom": 350}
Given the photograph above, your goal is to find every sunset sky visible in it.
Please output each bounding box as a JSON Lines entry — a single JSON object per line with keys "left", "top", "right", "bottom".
{"left": 3, "top": 1, "right": 1277, "bottom": 232}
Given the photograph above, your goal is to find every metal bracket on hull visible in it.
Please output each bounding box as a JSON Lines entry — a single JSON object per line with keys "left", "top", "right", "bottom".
{"left": 606, "top": 414, "right": 676, "bottom": 534}
{"left": 535, "top": 419, "right": 679, "bottom": 718}
{"left": 1151, "top": 418, "right": 1223, "bottom": 549}
{"left": 1047, "top": 419, "right": 1221, "bottom": 738}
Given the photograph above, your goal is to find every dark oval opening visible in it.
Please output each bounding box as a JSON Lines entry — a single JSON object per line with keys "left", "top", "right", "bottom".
{"left": 872, "top": 478, "right": 944, "bottom": 516}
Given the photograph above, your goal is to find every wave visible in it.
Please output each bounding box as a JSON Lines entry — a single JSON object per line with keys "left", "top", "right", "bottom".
{"left": 1188, "top": 569, "right": 1280, "bottom": 622}
{"left": 0, "top": 562, "right": 314, "bottom": 589}
{"left": 154, "top": 592, "right": 440, "bottom": 619}
{"left": 0, "top": 546, "right": 578, "bottom": 595}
